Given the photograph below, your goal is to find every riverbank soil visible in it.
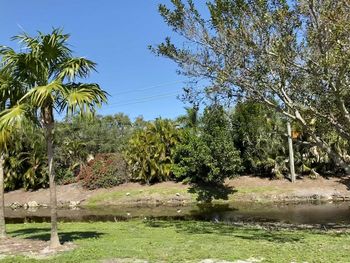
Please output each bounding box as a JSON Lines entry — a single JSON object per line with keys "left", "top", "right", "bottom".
{"left": 4, "top": 175, "right": 350, "bottom": 207}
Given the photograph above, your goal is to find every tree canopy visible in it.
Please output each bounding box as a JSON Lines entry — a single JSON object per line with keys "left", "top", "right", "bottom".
{"left": 152, "top": 0, "right": 350, "bottom": 171}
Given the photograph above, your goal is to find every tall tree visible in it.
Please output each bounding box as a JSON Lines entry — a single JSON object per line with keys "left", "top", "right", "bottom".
{"left": 152, "top": 0, "right": 350, "bottom": 172}
{"left": 0, "top": 29, "right": 107, "bottom": 248}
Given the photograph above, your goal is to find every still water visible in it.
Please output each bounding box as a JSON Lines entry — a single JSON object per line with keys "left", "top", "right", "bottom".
{"left": 5, "top": 201, "right": 350, "bottom": 225}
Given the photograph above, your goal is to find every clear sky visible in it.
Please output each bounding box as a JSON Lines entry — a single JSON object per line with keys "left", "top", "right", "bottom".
{"left": 0, "top": 0, "right": 190, "bottom": 121}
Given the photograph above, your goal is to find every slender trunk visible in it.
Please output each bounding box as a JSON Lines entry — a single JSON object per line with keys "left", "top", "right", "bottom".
{"left": 287, "top": 120, "right": 296, "bottom": 183}
{"left": 44, "top": 107, "right": 61, "bottom": 249}
{"left": 0, "top": 153, "right": 6, "bottom": 238}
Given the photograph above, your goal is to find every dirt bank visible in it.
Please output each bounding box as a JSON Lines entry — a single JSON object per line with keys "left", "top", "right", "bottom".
{"left": 4, "top": 176, "right": 350, "bottom": 207}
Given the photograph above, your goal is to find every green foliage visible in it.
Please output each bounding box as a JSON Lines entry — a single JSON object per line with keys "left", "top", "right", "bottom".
{"left": 3, "top": 125, "right": 48, "bottom": 191}
{"left": 56, "top": 114, "right": 133, "bottom": 155}
{"left": 174, "top": 105, "right": 242, "bottom": 185}
{"left": 125, "top": 118, "right": 179, "bottom": 184}
{"left": 153, "top": 0, "right": 350, "bottom": 172}
{"left": 78, "top": 153, "right": 129, "bottom": 190}
{"left": 231, "top": 100, "right": 287, "bottom": 177}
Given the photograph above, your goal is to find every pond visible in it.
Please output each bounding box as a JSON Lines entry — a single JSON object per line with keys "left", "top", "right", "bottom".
{"left": 4, "top": 201, "right": 350, "bottom": 226}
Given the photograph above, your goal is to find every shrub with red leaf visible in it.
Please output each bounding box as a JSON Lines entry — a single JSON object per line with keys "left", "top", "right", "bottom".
{"left": 78, "top": 153, "right": 129, "bottom": 189}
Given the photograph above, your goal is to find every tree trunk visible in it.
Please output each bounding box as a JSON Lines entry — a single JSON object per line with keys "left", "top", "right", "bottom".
{"left": 287, "top": 120, "right": 296, "bottom": 183}
{"left": 44, "top": 108, "right": 61, "bottom": 249}
{"left": 0, "top": 153, "right": 6, "bottom": 238}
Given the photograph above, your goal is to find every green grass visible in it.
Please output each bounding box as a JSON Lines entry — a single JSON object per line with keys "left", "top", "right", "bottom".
{"left": 86, "top": 184, "right": 287, "bottom": 207}
{"left": 3, "top": 220, "right": 350, "bottom": 263}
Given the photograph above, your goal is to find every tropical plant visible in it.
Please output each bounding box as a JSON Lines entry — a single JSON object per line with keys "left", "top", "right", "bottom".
{"left": 0, "top": 29, "right": 107, "bottom": 248}
{"left": 3, "top": 125, "right": 48, "bottom": 191}
{"left": 125, "top": 118, "right": 179, "bottom": 184}
{"left": 231, "top": 100, "right": 287, "bottom": 177}
{"left": 0, "top": 68, "right": 29, "bottom": 238}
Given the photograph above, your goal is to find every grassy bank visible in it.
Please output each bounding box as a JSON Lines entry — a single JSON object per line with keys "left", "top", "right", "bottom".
{"left": 84, "top": 176, "right": 350, "bottom": 207}
{"left": 2, "top": 220, "right": 350, "bottom": 262}
{"left": 84, "top": 182, "right": 289, "bottom": 207}
{"left": 5, "top": 177, "right": 350, "bottom": 208}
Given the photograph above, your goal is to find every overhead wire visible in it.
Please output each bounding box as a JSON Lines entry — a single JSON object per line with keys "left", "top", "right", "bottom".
{"left": 100, "top": 92, "right": 180, "bottom": 110}
{"left": 107, "top": 80, "right": 184, "bottom": 96}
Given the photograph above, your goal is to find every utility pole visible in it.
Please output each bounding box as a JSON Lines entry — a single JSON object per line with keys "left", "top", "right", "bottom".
{"left": 287, "top": 120, "right": 296, "bottom": 183}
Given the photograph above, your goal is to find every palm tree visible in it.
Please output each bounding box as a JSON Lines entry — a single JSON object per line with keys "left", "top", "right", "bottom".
{"left": 0, "top": 29, "right": 107, "bottom": 248}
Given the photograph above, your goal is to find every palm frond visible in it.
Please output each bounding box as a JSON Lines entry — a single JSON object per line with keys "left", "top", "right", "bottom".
{"left": 59, "top": 83, "right": 107, "bottom": 117}
{"left": 57, "top": 58, "right": 97, "bottom": 81}
{"left": 0, "top": 104, "right": 28, "bottom": 129}
{"left": 20, "top": 81, "right": 65, "bottom": 107}
{"left": 11, "top": 32, "right": 39, "bottom": 51}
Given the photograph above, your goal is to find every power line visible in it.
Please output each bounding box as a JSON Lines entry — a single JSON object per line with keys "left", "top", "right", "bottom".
{"left": 106, "top": 91, "right": 181, "bottom": 106}
{"left": 100, "top": 93, "right": 180, "bottom": 109}
{"left": 108, "top": 80, "right": 184, "bottom": 96}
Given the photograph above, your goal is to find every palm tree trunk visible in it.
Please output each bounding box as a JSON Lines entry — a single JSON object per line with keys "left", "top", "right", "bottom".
{"left": 0, "top": 153, "right": 6, "bottom": 238}
{"left": 44, "top": 108, "right": 61, "bottom": 249}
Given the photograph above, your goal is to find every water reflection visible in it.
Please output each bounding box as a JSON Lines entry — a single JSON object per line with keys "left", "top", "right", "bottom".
{"left": 5, "top": 201, "right": 350, "bottom": 225}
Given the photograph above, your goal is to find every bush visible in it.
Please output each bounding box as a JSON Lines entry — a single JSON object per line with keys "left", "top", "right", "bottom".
{"left": 56, "top": 169, "right": 77, "bottom": 185}
{"left": 124, "top": 118, "right": 179, "bottom": 184}
{"left": 173, "top": 105, "right": 242, "bottom": 185}
{"left": 78, "top": 153, "right": 129, "bottom": 189}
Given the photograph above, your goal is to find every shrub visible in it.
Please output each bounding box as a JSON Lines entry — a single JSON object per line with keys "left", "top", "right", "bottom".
{"left": 124, "top": 118, "right": 179, "bottom": 184}
{"left": 173, "top": 105, "right": 242, "bottom": 185}
{"left": 56, "top": 169, "right": 77, "bottom": 185}
{"left": 78, "top": 153, "right": 129, "bottom": 189}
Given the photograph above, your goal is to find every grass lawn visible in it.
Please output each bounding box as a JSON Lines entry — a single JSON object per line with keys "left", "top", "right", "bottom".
{"left": 2, "top": 220, "right": 350, "bottom": 263}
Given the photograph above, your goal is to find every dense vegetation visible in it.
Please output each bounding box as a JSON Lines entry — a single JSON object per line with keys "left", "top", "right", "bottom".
{"left": 0, "top": 1, "right": 350, "bottom": 261}
{"left": 0, "top": 99, "right": 342, "bottom": 192}
{"left": 1, "top": 1, "right": 349, "bottom": 194}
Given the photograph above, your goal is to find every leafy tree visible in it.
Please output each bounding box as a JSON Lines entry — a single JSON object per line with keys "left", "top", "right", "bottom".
{"left": 152, "top": 0, "right": 350, "bottom": 172}
{"left": 125, "top": 118, "right": 179, "bottom": 184}
{"left": 0, "top": 29, "right": 107, "bottom": 248}
{"left": 133, "top": 115, "right": 148, "bottom": 130}
{"left": 173, "top": 105, "right": 242, "bottom": 184}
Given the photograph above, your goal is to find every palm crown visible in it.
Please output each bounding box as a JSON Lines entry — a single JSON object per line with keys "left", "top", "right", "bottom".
{"left": 0, "top": 28, "right": 107, "bottom": 121}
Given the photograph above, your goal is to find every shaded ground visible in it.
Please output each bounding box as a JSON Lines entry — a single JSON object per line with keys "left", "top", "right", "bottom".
{"left": 4, "top": 176, "right": 350, "bottom": 207}
{"left": 0, "top": 236, "right": 74, "bottom": 259}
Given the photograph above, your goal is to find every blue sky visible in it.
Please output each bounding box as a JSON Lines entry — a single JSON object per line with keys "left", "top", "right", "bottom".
{"left": 0, "top": 0, "right": 191, "bottom": 121}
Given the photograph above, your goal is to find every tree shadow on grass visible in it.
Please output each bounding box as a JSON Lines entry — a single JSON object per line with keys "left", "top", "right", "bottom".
{"left": 144, "top": 220, "right": 303, "bottom": 243}
{"left": 9, "top": 228, "right": 104, "bottom": 243}
{"left": 188, "top": 183, "right": 237, "bottom": 203}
